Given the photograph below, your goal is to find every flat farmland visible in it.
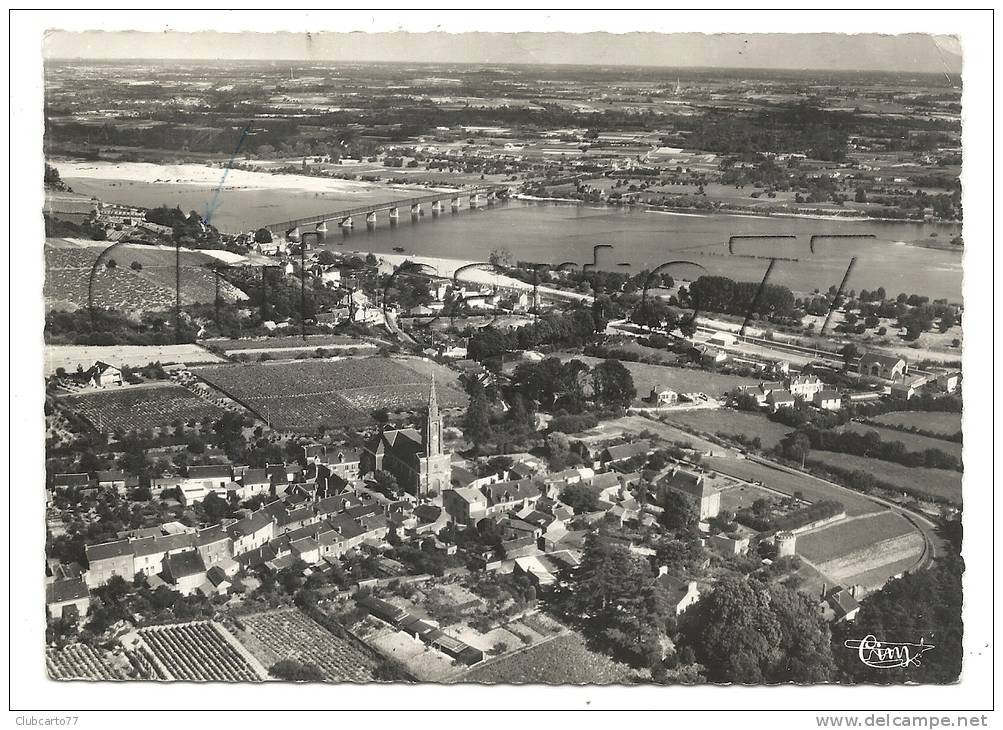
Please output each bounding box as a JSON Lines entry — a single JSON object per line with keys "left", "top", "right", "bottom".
{"left": 843, "top": 422, "right": 962, "bottom": 459}
{"left": 193, "top": 357, "right": 466, "bottom": 432}
{"left": 60, "top": 383, "right": 229, "bottom": 432}
{"left": 703, "top": 456, "right": 880, "bottom": 516}
{"left": 667, "top": 409, "right": 792, "bottom": 450}
{"left": 238, "top": 608, "right": 376, "bottom": 683}
{"left": 807, "top": 451, "right": 962, "bottom": 506}
{"left": 44, "top": 344, "right": 224, "bottom": 374}
{"left": 797, "top": 512, "right": 915, "bottom": 563}
{"left": 556, "top": 355, "right": 760, "bottom": 402}
{"left": 871, "top": 411, "right": 962, "bottom": 437}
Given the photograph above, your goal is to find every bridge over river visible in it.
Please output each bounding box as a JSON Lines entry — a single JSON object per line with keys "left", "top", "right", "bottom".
{"left": 264, "top": 185, "right": 511, "bottom": 239}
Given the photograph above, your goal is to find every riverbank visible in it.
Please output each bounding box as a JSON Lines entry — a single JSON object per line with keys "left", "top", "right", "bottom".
{"left": 370, "top": 252, "right": 592, "bottom": 302}
{"left": 54, "top": 160, "right": 449, "bottom": 197}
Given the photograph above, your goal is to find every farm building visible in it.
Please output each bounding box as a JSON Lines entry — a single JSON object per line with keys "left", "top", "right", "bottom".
{"left": 648, "top": 385, "right": 679, "bottom": 406}
{"left": 858, "top": 353, "right": 907, "bottom": 381}
{"left": 86, "top": 361, "right": 123, "bottom": 388}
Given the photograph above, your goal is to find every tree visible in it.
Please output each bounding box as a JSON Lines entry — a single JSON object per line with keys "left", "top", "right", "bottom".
{"left": 591, "top": 359, "right": 636, "bottom": 411}
{"left": 678, "top": 577, "right": 836, "bottom": 683}
{"left": 269, "top": 659, "right": 325, "bottom": 682}
{"left": 781, "top": 431, "right": 811, "bottom": 465}
{"left": 202, "top": 491, "right": 229, "bottom": 525}
{"left": 553, "top": 535, "right": 672, "bottom": 663}
{"left": 559, "top": 483, "right": 601, "bottom": 514}
{"left": 462, "top": 384, "right": 493, "bottom": 450}
{"left": 372, "top": 470, "right": 400, "bottom": 497}
{"left": 488, "top": 247, "right": 515, "bottom": 269}
{"left": 254, "top": 228, "right": 273, "bottom": 244}
{"left": 660, "top": 490, "right": 698, "bottom": 530}
{"left": 840, "top": 343, "right": 860, "bottom": 370}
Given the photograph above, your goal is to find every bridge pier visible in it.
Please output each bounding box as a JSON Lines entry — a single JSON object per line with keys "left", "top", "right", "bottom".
{"left": 469, "top": 194, "right": 480, "bottom": 208}
{"left": 486, "top": 192, "right": 496, "bottom": 206}
{"left": 411, "top": 203, "right": 422, "bottom": 217}
{"left": 451, "top": 197, "right": 460, "bottom": 210}
{"left": 340, "top": 216, "right": 353, "bottom": 228}
{"left": 366, "top": 212, "right": 377, "bottom": 226}
{"left": 286, "top": 226, "right": 301, "bottom": 242}
{"left": 431, "top": 200, "right": 444, "bottom": 213}
{"left": 315, "top": 221, "right": 328, "bottom": 241}
{"left": 388, "top": 207, "right": 399, "bottom": 220}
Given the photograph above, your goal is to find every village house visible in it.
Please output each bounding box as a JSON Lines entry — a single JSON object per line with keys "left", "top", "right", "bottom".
{"left": 52, "top": 473, "right": 92, "bottom": 493}
{"left": 660, "top": 467, "right": 722, "bottom": 520}
{"left": 95, "top": 470, "right": 138, "bottom": 495}
{"left": 656, "top": 570, "right": 701, "bottom": 615}
{"left": 163, "top": 551, "right": 208, "bottom": 596}
{"left": 443, "top": 486, "right": 489, "bottom": 525}
{"left": 826, "top": 586, "right": 862, "bottom": 622}
{"left": 600, "top": 440, "right": 652, "bottom": 467}
{"left": 195, "top": 525, "right": 233, "bottom": 568}
{"left": 84, "top": 539, "right": 135, "bottom": 588}
{"left": 481, "top": 479, "right": 543, "bottom": 515}
{"left": 178, "top": 465, "right": 234, "bottom": 505}
{"left": 513, "top": 550, "right": 580, "bottom": 588}
{"left": 766, "top": 389, "right": 796, "bottom": 412}
{"left": 227, "top": 511, "right": 276, "bottom": 556}
{"left": 813, "top": 389, "right": 842, "bottom": 411}
{"left": 46, "top": 578, "right": 91, "bottom": 619}
{"left": 787, "top": 373, "right": 824, "bottom": 400}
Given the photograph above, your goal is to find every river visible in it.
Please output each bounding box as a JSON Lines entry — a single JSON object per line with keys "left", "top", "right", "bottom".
{"left": 60, "top": 173, "right": 963, "bottom": 301}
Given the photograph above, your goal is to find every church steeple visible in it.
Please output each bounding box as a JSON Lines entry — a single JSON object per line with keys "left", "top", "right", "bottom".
{"left": 425, "top": 375, "right": 442, "bottom": 457}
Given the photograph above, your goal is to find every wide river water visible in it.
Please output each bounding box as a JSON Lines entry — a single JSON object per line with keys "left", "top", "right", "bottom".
{"left": 62, "top": 175, "right": 963, "bottom": 301}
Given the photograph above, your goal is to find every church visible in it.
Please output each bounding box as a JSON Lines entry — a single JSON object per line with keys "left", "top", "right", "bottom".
{"left": 363, "top": 376, "right": 452, "bottom": 497}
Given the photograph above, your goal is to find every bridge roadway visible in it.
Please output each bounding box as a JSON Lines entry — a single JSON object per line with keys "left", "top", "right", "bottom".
{"left": 264, "top": 185, "right": 511, "bottom": 235}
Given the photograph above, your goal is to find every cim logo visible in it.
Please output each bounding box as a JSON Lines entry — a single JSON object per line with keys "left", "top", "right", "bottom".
{"left": 844, "top": 635, "right": 936, "bottom": 669}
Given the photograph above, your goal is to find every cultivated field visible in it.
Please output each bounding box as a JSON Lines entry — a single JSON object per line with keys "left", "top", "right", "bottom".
{"left": 136, "top": 621, "right": 266, "bottom": 681}
{"left": 807, "top": 451, "right": 962, "bottom": 506}
{"left": 560, "top": 355, "right": 760, "bottom": 401}
{"left": 44, "top": 343, "right": 224, "bottom": 374}
{"left": 193, "top": 357, "right": 465, "bottom": 431}
{"left": 842, "top": 422, "right": 962, "bottom": 459}
{"left": 60, "top": 383, "right": 228, "bottom": 432}
{"left": 871, "top": 411, "right": 963, "bottom": 438}
{"left": 460, "top": 632, "right": 642, "bottom": 684}
{"left": 667, "top": 410, "right": 792, "bottom": 450}
{"left": 44, "top": 242, "right": 245, "bottom": 313}
{"left": 238, "top": 608, "right": 376, "bottom": 683}
{"left": 797, "top": 512, "right": 915, "bottom": 563}
{"left": 797, "top": 513, "right": 925, "bottom": 589}
{"left": 703, "top": 456, "right": 880, "bottom": 517}
{"left": 46, "top": 643, "right": 128, "bottom": 680}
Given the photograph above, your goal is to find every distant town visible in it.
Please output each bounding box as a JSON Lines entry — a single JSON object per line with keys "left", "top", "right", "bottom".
{"left": 43, "top": 57, "right": 963, "bottom": 685}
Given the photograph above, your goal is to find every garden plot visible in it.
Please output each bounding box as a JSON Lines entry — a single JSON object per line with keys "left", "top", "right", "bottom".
{"left": 135, "top": 621, "right": 266, "bottom": 682}
{"left": 238, "top": 608, "right": 376, "bottom": 682}
{"left": 60, "top": 382, "right": 229, "bottom": 433}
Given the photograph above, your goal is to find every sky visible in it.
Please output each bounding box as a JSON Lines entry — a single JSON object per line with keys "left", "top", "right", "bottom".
{"left": 44, "top": 31, "right": 962, "bottom": 74}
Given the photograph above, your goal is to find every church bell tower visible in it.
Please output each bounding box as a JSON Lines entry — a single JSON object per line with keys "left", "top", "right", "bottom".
{"left": 425, "top": 375, "right": 443, "bottom": 457}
